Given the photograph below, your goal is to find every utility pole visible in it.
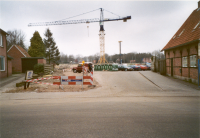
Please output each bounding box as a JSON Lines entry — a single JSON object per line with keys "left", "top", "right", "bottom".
{"left": 119, "top": 41, "right": 122, "bottom": 64}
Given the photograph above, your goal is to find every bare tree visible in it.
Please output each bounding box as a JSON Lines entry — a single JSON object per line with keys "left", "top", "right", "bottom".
{"left": 152, "top": 49, "right": 165, "bottom": 60}
{"left": 68, "top": 55, "right": 75, "bottom": 63}
{"left": 60, "top": 53, "right": 69, "bottom": 63}
{"left": 6, "top": 29, "right": 27, "bottom": 51}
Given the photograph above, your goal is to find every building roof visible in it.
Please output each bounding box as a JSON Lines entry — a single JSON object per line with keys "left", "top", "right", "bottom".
{"left": 21, "top": 57, "right": 46, "bottom": 59}
{"left": 0, "top": 28, "right": 8, "bottom": 35}
{"left": 7, "top": 45, "right": 31, "bottom": 57}
{"left": 162, "top": 7, "right": 200, "bottom": 51}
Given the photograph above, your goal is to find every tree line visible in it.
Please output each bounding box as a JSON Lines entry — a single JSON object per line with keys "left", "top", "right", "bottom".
{"left": 59, "top": 50, "right": 165, "bottom": 64}
{"left": 6, "top": 29, "right": 60, "bottom": 65}
{"left": 6, "top": 29, "right": 164, "bottom": 65}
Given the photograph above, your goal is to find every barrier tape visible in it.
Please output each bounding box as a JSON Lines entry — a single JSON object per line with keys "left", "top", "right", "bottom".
{"left": 29, "top": 81, "right": 61, "bottom": 86}
{"left": 25, "top": 76, "right": 60, "bottom": 82}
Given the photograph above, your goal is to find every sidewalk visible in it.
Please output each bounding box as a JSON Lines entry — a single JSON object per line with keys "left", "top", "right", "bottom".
{"left": 140, "top": 71, "right": 200, "bottom": 91}
{"left": 0, "top": 73, "right": 25, "bottom": 93}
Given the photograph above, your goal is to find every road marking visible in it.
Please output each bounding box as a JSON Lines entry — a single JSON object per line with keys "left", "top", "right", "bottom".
{"left": 139, "top": 72, "right": 164, "bottom": 91}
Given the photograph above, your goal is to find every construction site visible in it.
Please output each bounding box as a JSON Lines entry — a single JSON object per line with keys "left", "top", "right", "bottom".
{"left": 1, "top": 1, "right": 200, "bottom": 138}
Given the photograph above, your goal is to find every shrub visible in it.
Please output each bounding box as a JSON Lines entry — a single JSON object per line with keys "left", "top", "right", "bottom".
{"left": 33, "top": 64, "right": 44, "bottom": 74}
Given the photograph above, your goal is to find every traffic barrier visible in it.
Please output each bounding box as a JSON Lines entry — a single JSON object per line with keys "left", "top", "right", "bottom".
{"left": 27, "top": 81, "right": 61, "bottom": 86}
{"left": 83, "top": 71, "right": 93, "bottom": 85}
{"left": 23, "top": 76, "right": 61, "bottom": 89}
{"left": 61, "top": 76, "right": 83, "bottom": 85}
{"left": 53, "top": 70, "right": 93, "bottom": 85}
{"left": 25, "top": 76, "right": 57, "bottom": 82}
{"left": 23, "top": 67, "right": 94, "bottom": 89}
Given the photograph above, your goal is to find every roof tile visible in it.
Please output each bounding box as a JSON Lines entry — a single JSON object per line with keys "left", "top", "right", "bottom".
{"left": 162, "top": 8, "right": 200, "bottom": 51}
{"left": 16, "top": 45, "right": 31, "bottom": 57}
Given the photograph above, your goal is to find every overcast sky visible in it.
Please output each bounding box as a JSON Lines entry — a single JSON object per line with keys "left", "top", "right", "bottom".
{"left": 0, "top": 0, "right": 199, "bottom": 57}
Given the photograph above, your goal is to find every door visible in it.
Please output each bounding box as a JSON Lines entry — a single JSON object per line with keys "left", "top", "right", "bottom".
{"left": 171, "top": 58, "right": 173, "bottom": 77}
{"left": 198, "top": 59, "right": 200, "bottom": 87}
{"left": 22, "top": 59, "right": 37, "bottom": 73}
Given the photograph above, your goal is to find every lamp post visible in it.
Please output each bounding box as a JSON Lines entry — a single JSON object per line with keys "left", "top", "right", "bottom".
{"left": 119, "top": 41, "right": 122, "bottom": 64}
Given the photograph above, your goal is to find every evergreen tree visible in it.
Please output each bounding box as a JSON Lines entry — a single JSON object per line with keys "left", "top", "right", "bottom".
{"left": 54, "top": 49, "right": 60, "bottom": 64}
{"left": 43, "top": 28, "right": 60, "bottom": 64}
{"left": 28, "top": 31, "right": 45, "bottom": 57}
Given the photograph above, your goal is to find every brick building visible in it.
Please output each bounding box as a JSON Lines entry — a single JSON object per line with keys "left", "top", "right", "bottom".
{"left": 161, "top": 1, "right": 200, "bottom": 83}
{"left": 0, "top": 29, "right": 12, "bottom": 79}
{"left": 7, "top": 45, "right": 31, "bottom": 73}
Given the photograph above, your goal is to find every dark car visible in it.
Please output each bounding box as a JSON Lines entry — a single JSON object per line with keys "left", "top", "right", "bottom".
{"left": 118, "top": 65, "right": 133, "bottom": 71}
{"left": 128, "top": 65, "right": 141, "bottom": 71}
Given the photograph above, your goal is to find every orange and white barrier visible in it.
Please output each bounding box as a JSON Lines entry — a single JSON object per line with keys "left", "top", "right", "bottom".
{"left": 25, "top": 76, "right": 55, "bottom": 82}
{"left": 53, "top": 71, "right": 93, "bottom": 85}
{"left": 83, "top": 71, "right": 93, "bottom": 85}
{"left": 61, "top": 76, "right": 83, "bottom": 85}
{"left": 24, "top": 76, "right": 61, "bottom": 86}
{"left": 24, "top": 69, "right": 93, "bottom": 86}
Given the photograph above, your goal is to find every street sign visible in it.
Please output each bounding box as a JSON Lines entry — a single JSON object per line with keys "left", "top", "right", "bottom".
{"left": 25, "top": 70, "right": 33, "bottom": 80}
{"left": 61, "top": 76, "right": 83, "bottom": 85}
{"left": 62, "top": 79, "right": 82, "bottom": 82}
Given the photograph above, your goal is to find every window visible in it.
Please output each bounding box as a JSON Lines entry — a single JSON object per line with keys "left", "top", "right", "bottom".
{"left": 190, "top": 55, "right": 197, "bottom": 67}
{"left": 193, "top": 22, "right": 200, "bottom": 31}
{"left": 0, "top": 33, "right": 3, "bottom": 47}
{"left": 178, "top": 29, "right": 185, "bottom": 37}
{"left": 198, "top": 43, "right": 200, "bottom": 56}
{"left": 182, "top": 57, "right": 187, "bottom": 67}
{"left": 0, "top": 56, "right": 5, "bottom": 71}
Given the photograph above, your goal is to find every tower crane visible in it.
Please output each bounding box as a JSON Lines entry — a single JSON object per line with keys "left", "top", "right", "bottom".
{"left": 28, "top": 8, "right": 131, "bottom": 64}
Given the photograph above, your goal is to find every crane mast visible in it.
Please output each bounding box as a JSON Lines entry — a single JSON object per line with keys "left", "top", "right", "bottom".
{"left": 99, "top": 8, "right": 107, "bottom": 64}
{"left": 28, "top": 8, "right": 131, "bottom": 64}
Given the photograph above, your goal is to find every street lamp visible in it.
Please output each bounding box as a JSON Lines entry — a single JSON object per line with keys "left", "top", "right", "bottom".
{"left": 119, "top": 41, "right": 122, "bottom": 64}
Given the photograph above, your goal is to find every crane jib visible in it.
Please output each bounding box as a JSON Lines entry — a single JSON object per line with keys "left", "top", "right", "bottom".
{"left": 28, "top": 16, "right": 131, "bottom": 27}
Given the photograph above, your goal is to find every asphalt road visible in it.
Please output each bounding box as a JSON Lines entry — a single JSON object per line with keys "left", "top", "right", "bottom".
{"left": 1, "top": 71, "right": 200, "bottom": 138}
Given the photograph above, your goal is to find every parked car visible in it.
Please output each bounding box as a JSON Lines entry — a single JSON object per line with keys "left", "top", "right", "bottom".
{"left": 72, "top": 62, "right": 93, "bottom": 73}
{"left": 118, "top": 65, "right": 133, "bottom": 71}
{"left": 139, "top": 65, "right": 148, "bottom": 71}
{"left": 146, "top": 64, "right": 151, "bottom": 70}
{"left": 145, "top": 62, "right": 151, "bottom": 70}
{"left": 128, "top": 65, "right": 141, "bottom": 71}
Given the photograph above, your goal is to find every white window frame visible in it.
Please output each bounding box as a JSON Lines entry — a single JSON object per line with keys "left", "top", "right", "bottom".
{"left": 178, "top": 29, "right": 185, "bottom": 37}
{"left": 190, "top": 55, "right": 197, "bottom": 67}
{"left": 193, "top": 22, "right": 199, "bottom": 30}
{"left": 182, "top": 56, "right": 188, "bottom": 67}
{"left": 198, "top": 43, "right": 200, "bottom": 56}
{"left": 0, "top": 56, "right": 5, "bottom": 71}
{"left": 0, "top": 33, "right": 3, "bottom": 47}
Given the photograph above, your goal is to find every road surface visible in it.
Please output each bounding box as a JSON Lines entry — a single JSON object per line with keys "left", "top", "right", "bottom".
{"left": 1, "top": 71, "right": 199, "bottom": 138}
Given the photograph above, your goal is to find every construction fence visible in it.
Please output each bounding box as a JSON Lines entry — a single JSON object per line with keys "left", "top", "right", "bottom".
{"left": 94, "top": 64, "right": 118, "bottom": 71}
{"left": 151, "top": 56, "right": 166, "bottom": 75}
